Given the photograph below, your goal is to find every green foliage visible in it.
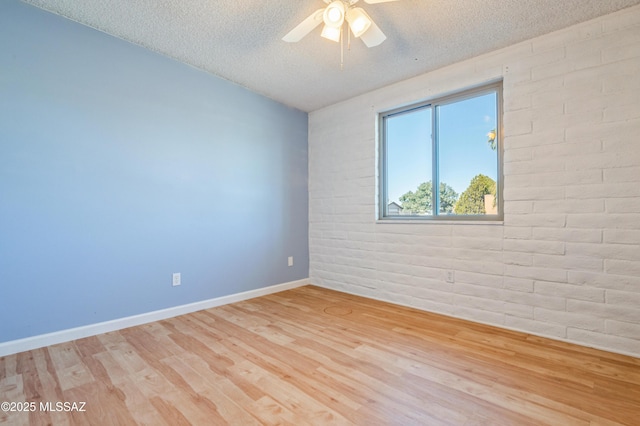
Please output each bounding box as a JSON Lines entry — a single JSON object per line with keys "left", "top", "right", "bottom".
{"left": 399, "top": 181, "right": 459, "bottom": 214}
{"left": 454, "top": 174, "right": 496, "bottom": 214}
{"left": 438, "top": 183, "right": 459, "bottom": 213}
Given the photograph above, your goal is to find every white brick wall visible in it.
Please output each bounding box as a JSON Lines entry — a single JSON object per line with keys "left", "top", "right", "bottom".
{"left": 309, "top": 5, "right": 640, "bottom": 357}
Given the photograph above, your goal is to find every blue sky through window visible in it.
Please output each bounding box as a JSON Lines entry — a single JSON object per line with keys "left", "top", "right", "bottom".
{"left": 386, "top": 92, "right": 497, "bottom": 206}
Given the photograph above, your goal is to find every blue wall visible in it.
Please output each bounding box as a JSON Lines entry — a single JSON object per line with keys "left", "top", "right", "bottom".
{"left": 0, "top": 1, "right": 309, "bottom": 342}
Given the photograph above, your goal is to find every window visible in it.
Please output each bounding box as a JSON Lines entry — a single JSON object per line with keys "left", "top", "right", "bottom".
{"left": 379, "top": 82, "right": 502, "bottom": 221}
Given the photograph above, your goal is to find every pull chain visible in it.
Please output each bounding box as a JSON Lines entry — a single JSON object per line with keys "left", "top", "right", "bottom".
{"left": 340, "top": 25, "right": 344, "bottom": 70}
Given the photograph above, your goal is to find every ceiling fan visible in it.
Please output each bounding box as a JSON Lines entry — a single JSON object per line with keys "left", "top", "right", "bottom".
{"left": 283, "top": 0, "right": 399, "bottom": 48}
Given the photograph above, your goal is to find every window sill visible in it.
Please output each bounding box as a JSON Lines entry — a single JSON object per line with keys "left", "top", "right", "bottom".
{"left": 376, "top": 218, "right": 504, "bottom": 225}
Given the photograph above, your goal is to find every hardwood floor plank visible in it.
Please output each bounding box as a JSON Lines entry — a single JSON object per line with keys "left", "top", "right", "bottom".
{"left": 1, "top": 285, "right": 638, "bottom": 425}
{"left": 48, "top": 342, "right": 95, "bottom": 391}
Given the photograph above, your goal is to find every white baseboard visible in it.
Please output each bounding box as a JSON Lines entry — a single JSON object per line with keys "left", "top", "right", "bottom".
{"left": 0, "top": 279, "right": 308, "bottom": 357}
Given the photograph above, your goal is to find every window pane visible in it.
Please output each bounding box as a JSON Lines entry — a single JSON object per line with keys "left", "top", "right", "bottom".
{"left": 385, "top": 107, "right": 432, "bottom": 216}
{"left": 437, "top": 92, "right": 498, "bottom": 215}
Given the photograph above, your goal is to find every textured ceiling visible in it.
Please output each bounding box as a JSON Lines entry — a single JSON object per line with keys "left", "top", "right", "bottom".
{"left": 23, "top": 0, "right": 640, "bottom": 112}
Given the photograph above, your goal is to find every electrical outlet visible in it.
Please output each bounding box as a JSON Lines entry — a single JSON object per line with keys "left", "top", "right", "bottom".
{"left": 172, "top": 272, "right": 181, "bottom": 286}
{"left": 288, "top": 256, "right": 294, "bottom": 267}
{"left": 446, "top": 270, "right": 455, "bottom": 283}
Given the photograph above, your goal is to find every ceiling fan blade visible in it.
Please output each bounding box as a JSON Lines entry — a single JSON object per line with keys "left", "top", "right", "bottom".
{"left": 359, "top": 14, "right": 387, "bottom": 47}
{"left": 282, "top": 9, "right": 325, "bottom": 42}
{"left": 363, "top": 0, "right": 400, "bottom": 4}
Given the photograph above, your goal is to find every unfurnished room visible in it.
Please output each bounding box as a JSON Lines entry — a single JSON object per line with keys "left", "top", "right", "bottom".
{"left": 1, "top": 0, "right": 639, "bottom": 424}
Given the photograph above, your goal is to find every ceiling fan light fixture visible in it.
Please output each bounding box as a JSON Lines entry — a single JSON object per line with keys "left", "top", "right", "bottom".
{"left": 321, "top": 24, "right": 341, "bottom": 42}
{"left": 346, "top": 7, "right": 372, "bottom": 37}
{"left": 323, "top": 1, "right": 345, "bottom": 27}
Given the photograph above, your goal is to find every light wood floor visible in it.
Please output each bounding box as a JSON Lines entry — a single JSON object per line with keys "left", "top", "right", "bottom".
{"left": 1, "top": 285, "right": 639, "bottom": 425}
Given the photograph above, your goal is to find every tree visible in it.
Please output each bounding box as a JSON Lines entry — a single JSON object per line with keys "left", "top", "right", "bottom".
{"left": 454, "top": 174, "right": 496, "bottom": 214}
{"left": 399, "top": 181, "right": 458, "bottom": 214}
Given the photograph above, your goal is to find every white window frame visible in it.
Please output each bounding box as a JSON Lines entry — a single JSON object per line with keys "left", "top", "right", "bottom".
{"left": 378, "top": 81, "right": 504, "bottom": 222}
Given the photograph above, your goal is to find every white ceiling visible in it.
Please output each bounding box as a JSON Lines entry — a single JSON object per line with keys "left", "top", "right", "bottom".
{"left": 23, "top": 0, "right": 640, "bottom": 112}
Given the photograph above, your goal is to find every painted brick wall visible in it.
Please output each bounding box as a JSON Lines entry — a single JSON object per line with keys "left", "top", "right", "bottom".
{"left": 308, "top": 5, "right": 640, "bottom": 357}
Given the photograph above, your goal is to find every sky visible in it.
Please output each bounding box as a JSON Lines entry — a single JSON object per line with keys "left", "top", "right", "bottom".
{"left": 385, "top": 91, "right": 498, "bottom": 205}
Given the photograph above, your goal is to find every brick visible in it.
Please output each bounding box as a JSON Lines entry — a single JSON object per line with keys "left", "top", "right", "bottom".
{"left": 504, "top": 316, "right": 567, "bottom": 339}
{"left": 605, "top": 320, "right": 640, "bottom": 340}
{"left": 504, "top": 90, "right": 532, "bottom": 112}
{"left": 501, "top": 291, "right": 567, "bottom": 311}
{"left": 603, "top": 229, "right": 640, "bottom": 245}
{"left": 568, "top": 271, "right": 640, "bottom": 291}
{"left": 500, "top": 172, "right": 532, "bottom": 189}
{"left": 533, "top": 253, "right": 603, "bottom": 272}
{"left": 503, "top": 159, "right": 565, "bottom": 177}
{"left": 606, "top": 198, "right": 640, "bottom": 213}
{"left": 503, "top": 252, "right": 533, "bottom": 266}
{"left": 566, "top": 214, "right": 640, "bottom": 230}
{"left": 504, "top": 213, "right": 566, "bottom": 228}
{"left": 454, "top": 294, "right": 504, "bottom": 312}
{"left": 503, "top": 65, "right": 532, "bottom": 86}
{"left": 566, "top": 242, "right": 640, "bottom": 262}
{"left": 534, "top": 307, "right": 605, "bottom": 332}
{"left": 566, "top": 183, "right": 640, "bottom": 199}
{"left": 531, "top": 58, "right": 574, "bottom": 81}
{"left": 565, "top": 92, "right": 631, "bottom": 116}
{"left": 505, "top": 127, "right": 565, "bottom": 149}
{"left": 504, "top": 302, "right": 534, "bottom": 319}
{"left": 454, "top": 270, "right": 504, "bottom": 288}
{"left": 503, "top": 239, "right": 565, "bottom": 255}
{"left": 504, "top": 186, "right": 565, "bottom": 201}
{"left": 407, "top": 284, "right": 458, "bottom": 305}
{"left": 567, "top": 329, "right": 640, "bottom": 356}
{"left": 452, "top": 305, "right": 505, "bottom": 326}
{"left": 534, "top": 199, "right": 604, "bottom": 214}
{"left": 564, "top": 58, "right": 640, "bottom": 90}
{"left": 503, "top": 201, "right": 533, "bottom": 214}
{"left": 451, "top": 237, "right": 503, "bottom": 251}
{"left": 453, "top": 282, "right": 503, "bottom": 300}
{"left": 565, "top": 117, "right": 640, "bottom": 143}
{"left": 534, "top": 281, "right": 605, "bottom": 302}
{"left": 503, "top": 226, "right": 532, "bottom": 239}
{"left": 530, "top": 85, "right": 571, "bottom": 109}
{"left": 568, "top": 25, "right": 637, "bottom": 57}
{"left": 603, "top": 136, "right": 640, "bottom": 154}
{"left": 504, "top": 117, "right": 532, "bottom": 137}
{"left": 604, "top": 103, "right": 640, "bottom": 123}
{"left": 532, "top": 109, "right": 603, "bottom": 135}
{"left": 602, "top": 70, "right": 640, "bottom": 93}
{"left": 503, "top": 147, "right": 532, "bottom": 163}
{"left": 605, "top": 259, "right": 640, "bottom": 276}
{"left": 510, "top": 72, "right": 564, "bottom": 94}
{"left": 606, "top": 290, "right": 640, "bottom": 307}
{"left": 565, "top": 153, "right": 635, "bottom": 172}
{"left": 601, "top": 8, "right": 640, "bottom": 32}
{"left": 450, "top": 258, "right": 504, "bottom": 276}
{"left": 604, "top": 166, "right": 640, "bottom": 183}
{"left": 601, "top": 28, "right": 640, "bottom": 63}
{"left": 408, "top": 298, "right": 456, "bottom": 317}
{"left": 567, "top": 299, "right": 640, "bottom": 322}
{"left": 533, "top": 228, "right": 602, "bottom": 243}
{"left": 532, "top": 140, "right": 602, "bottom": 159}
{"left": 504, "top": 277, "right": 534, "bottom": 292}
{"left": 570, "top": 51, "right": 603, "bottom": 71}
{"left": 504, "top": 264, "right": 567, "bottom": 283}
{"left": 531, "top": 28, "right": 579, "bottom": 53}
